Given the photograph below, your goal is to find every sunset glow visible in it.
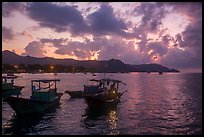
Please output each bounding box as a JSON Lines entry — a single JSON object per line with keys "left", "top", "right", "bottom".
{"left": 2, "top": 2, "right": 202, "bottom": 72}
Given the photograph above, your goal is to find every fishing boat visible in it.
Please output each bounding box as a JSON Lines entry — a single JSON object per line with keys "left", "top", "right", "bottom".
{"left": 65, "top": 90, "right": 83, "bottom": 98}
{"left": 3, "top": 79, "right": 63, "bottom": 116}
{"left": 2, "top": 75, "right": 24, "bottom": 98}
{"left": 7, "top": 72, "right": 17, "bottom": 77}
{"left": 83, "top": 78, "right": 127, "bottom": 108}
{"left": 64, "top": 79, "right": 102, "bottom": 98}
{"left": 65, "top": 79, "right": 102, "bottom": 98}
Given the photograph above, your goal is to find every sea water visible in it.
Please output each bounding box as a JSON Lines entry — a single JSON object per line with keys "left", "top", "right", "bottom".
{"left": 2, "top": 73, "right": 202, "bottom": 135}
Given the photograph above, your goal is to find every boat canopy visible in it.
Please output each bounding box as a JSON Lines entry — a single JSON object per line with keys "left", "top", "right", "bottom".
{"left": 2, "top": 75, "right": 18, "bottom": 79}
{"left": 31, "top": 79, "right": 60, "bottom": 92}
{"left": 2, "top": 75, "right": 18, "bottom": 84}
{"left": 31, "top": 79, "right": 60, "bottom": 83}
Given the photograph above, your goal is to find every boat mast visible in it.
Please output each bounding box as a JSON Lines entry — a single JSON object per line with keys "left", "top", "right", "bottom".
{"left": 39, "top": 81, "right": 41, "bottom": 90}
{"left": 55, "top": 81, "right": 57, "bottom": 90}
{"left": 31, "top": 81, "right": 33, "bottom": 92}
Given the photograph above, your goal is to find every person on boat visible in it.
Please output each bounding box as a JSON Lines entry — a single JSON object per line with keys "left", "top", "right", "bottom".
{"left": 107, "top": 81, "right": 110, "bottom": 86}
{"left": 107, "top": 83, "right": 117, "bottom": 99}
{"left": 99, "top": 80, "right": 103, "bottom": 87}
{"left": 32, "top": 85, "right": 36, "bottom": 92}
{"left": 111, "top": 83, "right": 117, "bottom": 91}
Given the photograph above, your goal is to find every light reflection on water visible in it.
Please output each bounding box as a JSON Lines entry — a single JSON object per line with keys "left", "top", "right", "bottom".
{"left": 2, "top": 73, "right": 202, "bottom": 135}
{"left": 108, "top": 110, "right": 119, "bottom": 135}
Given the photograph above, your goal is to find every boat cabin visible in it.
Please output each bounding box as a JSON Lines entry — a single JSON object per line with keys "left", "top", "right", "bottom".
{"left": 2, "top": 75, "right": 18, "bottom": 90}
{"left": 84, "top": 79, "right": 101, "bottom": 93}
{"left": 30, "top": 79, "right": 60, "bottom": 102}
{"left": 84, "top": 78, "right": 125, "bottom": 94}
{"left": 100, "top": 78, "right": 124, "bottom": 90}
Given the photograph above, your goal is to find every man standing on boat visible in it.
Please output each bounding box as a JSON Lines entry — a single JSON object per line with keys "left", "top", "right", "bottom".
{"left": 107, "top": 83, "right": 118, "bottom": 99}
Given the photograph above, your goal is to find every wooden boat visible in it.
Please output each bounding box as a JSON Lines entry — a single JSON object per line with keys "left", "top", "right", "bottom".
{"left": 7, "top": 72, "right": 17, "bottom": 77}
{"left": 65, "top": 90, "right": 83, "bottom": 98}
{"left": 65, "top": 79, "right": 104, "bottom": 98}
{"left": 64, "top": 79, "right": 103, "bottom": 98}
{"left": 83, "top": 78, "right": 127, "bottom": 108}
{"left": 3, "top": 79, "right": 63, "bottom": 116}
{"left": 2, "top": 75, "right": 24, "bottom": 98}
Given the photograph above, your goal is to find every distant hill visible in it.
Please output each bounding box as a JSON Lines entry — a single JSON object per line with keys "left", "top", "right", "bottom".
{"left": 131, "top": 64, "right": 180, "bottom": 72}
{"left": 2, "top": 50, "right": 179, "bottom": 73}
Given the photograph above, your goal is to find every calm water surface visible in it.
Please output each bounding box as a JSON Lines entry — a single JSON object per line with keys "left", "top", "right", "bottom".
{"left": 2, "top": 73, "right": 202, "bottom": 135}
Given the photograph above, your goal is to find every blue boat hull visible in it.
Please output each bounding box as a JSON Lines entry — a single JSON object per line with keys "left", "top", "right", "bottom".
{"left": 3, "top": 93, "right": 63, "bottom": 116}
{"left": 2, "top": 86, "right": 24, "bottom": 98}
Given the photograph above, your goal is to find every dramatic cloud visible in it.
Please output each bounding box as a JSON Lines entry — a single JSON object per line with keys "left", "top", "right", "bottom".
{"left": 2, "top": 2, "right": 202, "bottom": 71}
{"left": 25, "top": 2, "right": 88, "bottom": 35}
{"left": 88, "top": 3, "right": 128, "bottom": 36}
{"left": 128, "top": 3, "right": 169, "bottom": 52}
{"left": 133, "top": 3, "right": 168, "bottom": 33}
{"left": 24, "top": 36, "right": 156, "bottom": 64}
{"left": 147, "top": 42, "right": 168, "bottom": 56}
{"left": 2, "top": 26, "right": 15, "bottom": 42}
{"left": 54, "top": 38, "right": 101, "bottom": 60}
{"left": 172, "top": 3, "right": 202, "bottom": 47}
{"left": 162, "top": 2, "right": 202, "bottom": 68}
{"left": 129, "top": 2, "right": 202, "bottom": 69}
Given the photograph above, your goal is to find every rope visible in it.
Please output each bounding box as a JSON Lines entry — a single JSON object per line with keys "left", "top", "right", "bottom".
{"left": 34, "top": 82, "right": 54, "bottom": 90}
{"left": 42, "top": 82, "right": 54, "bottom": 89}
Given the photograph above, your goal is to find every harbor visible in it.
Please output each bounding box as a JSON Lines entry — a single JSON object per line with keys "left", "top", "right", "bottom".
{"left": 2, "top": 2, "right": 202, "bottom": 135}
{"left": 2, "top": 73, "right": 202, "bottom": 135}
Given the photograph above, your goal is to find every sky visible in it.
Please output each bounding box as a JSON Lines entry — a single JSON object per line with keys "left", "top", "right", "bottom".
{"left": 2, "top": 2, "right": 202, "bottom": 72}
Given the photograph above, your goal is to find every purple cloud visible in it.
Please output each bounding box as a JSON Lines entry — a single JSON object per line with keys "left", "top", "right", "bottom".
{"left": 128, "top": 2, "right": 202, "bottom": 69}
{"left": 163, "top": 3, "right": 202, "bottom": 69}
{"left": 146, "top": 42, "right": 168, "bottom": 56}
{"left": 127, "top": 3, "right": 169, "bottom": 52}
{"left": 54, "top": 38, "right": 101, "bottom": 59}
{"left": 24, "top": 41, "right": 46, "bottom": 57}
{"left": 2, "top": 2, "right": 26, "bottom": 17}
{"left": 88, "top": 3, "right": 128, "bottom": 36}
{"left": 39, "top": 38, "right": 68, "bottom": 48}
{"left": 49, "top": 36, "right": 149, "bottom": 64}
{"left": 3, "top": 2, "right": 202, "bottom": 71}
{"left": 133, "top": 3, "right": 167, "bottom": 33}
{"left": 25, "top": 2, "right": 88, "bottom": 35}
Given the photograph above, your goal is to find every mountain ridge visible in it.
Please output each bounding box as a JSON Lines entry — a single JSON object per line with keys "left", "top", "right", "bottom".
{"left": 2, "top": 50, "right": 179, "bottom": 73}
